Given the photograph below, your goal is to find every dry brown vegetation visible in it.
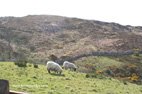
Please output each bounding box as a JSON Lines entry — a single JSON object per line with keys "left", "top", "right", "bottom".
{"left": 0, "top": 15, "right": 142, "bottom": 61}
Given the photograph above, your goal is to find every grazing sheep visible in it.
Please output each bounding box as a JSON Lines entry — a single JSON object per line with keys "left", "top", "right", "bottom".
{"left": 63, "top": 61, "right": 77, "bottom": 71}
{"left": 46, "top": 61, "right": 63, "bottom": 74}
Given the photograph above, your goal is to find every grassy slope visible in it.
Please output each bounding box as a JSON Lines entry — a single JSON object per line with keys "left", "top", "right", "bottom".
{"left": 0, "top": 62, "right": 142, "bottom": 94}
{"left": 75, "top": 56, "right": 126, "bottom": 73}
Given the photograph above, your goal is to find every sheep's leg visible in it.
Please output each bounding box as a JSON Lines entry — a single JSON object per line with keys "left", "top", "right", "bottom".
{"left": 56, "top": 71, "right": 58, "bottom": 74}
{"left": 74, "top": 68, "right": 76, "bottom": 71}
{"left": 55, "top": 70, "right": 57, "bottom": 74}
{"left": 59, "top": 71, "right": 62, "bottom": 75}
{"left": 48, "top": 69, "right": 51, "bottom": 73}
{"left": 69, "top": 68, "right": 72, "bottom": 71}
{"left": 56, "top": 70, "right": 59, "bottom": 74}
{"left": 64, "top": 67, "right": 68, "bottom": 70}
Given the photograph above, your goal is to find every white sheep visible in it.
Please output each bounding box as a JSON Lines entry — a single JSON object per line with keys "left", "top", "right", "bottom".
{"left": 63, "top": 61, "right": 77, "bottom": 71}
{"left": 46, "top": 61, "right": 63, "bottom": 74}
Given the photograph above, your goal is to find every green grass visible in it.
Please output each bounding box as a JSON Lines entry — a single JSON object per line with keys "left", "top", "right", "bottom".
{"left": 76, "top": 56, "right": 125, "bottom": 72}
{"left": 0, "top": 62, "right": 142, "bottom": 94}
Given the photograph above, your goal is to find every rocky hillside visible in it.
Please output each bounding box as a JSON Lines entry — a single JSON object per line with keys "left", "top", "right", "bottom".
{"left": 0, "top": 15, "right": 142, "bottom": 60}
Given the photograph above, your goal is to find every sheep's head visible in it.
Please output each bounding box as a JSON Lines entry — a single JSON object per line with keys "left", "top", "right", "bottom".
{"left": 59, "top": 69, "right": 63, "bottom": 74}
{"left": 62, "top": 66, "right": 64, "bottom": 69}
{"left": 73, "top": 68, "right": 77, "bottom": 71}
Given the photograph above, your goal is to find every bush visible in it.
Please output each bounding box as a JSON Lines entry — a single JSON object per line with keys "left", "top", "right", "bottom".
{"left": 85, "top": 74, "right": 90, "bottom": 78}
{"left": 14, "top": 60, "right": 27, "bottom": 67}
{"left": 33, "top": 64, "right": 38, "bottom": 68}
{"left": 49, "top": 54, "right": 58, "bottom": 62}
{"left": 130, "top": 73, "right": 139, "bottom": 82}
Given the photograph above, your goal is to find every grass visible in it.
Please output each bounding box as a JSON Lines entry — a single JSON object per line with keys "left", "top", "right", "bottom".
{"left": 75, "top": 56, "right": 125, "bottom": 73}
{"left": 0, "top": 62, "right": 142, "bottom": 94}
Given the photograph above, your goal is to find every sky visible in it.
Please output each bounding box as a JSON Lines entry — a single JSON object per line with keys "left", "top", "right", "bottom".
{"left": 0, "top": 0, "right": 142, "bottom": 26}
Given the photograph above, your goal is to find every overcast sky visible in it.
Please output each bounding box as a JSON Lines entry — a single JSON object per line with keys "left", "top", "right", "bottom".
{"left": 0, "top": 0, "right": 142, "bottom": 26}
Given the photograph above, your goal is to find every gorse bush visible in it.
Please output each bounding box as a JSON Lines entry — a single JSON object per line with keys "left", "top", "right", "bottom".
{"left": 130, "top": 73, "right": 139, "bottom": 82}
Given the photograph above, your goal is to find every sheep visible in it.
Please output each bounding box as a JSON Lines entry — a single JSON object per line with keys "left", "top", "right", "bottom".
{"left": 63, "top": 61, "right": 77, "bottom": 71}
{"left": 46, "top": 61, "right": 63, "bottom": 74}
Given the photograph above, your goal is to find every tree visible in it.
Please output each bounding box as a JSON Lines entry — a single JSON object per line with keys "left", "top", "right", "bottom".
{"left": 14, "top": 47, "right": 30, "bottom": 67}
{"left": 0, "top": 26, "right": 14, "bottom": 60}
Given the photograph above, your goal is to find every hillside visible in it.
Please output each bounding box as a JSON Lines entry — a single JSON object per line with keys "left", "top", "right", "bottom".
{"left": 0, "top": 15, "right": 142, "bottom": 61}
{"left": 1, "top": 62, "right": 142, "bottom": 94}
{"left": 1, "top": 15, "right": 142, "bottom": 94}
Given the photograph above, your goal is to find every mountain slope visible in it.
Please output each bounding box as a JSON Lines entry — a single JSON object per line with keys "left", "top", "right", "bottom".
{"left": 0, "top": 15, "right": 142, "bottom": 60}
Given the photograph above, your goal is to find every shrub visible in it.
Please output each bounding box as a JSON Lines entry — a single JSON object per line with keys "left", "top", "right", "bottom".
{"left": 33, "top": 64, "right": 38, "bottom": 68}
{"left": 130, "top": 73, "right": 139, "bottom": 81}
{"left": 85, "top": 73, "right": 105, "bottom": 79}
{"left": 85, "top": 74, "right": 90, "bottom": 78}
{"left": 49, "top": 54, "right": 58, "bottom": 62}
{"left": 14, "top": 60, "right": 27, "bottom": 67}
{"left": 96, "top": 70, "right": 103, "bottom": 74}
